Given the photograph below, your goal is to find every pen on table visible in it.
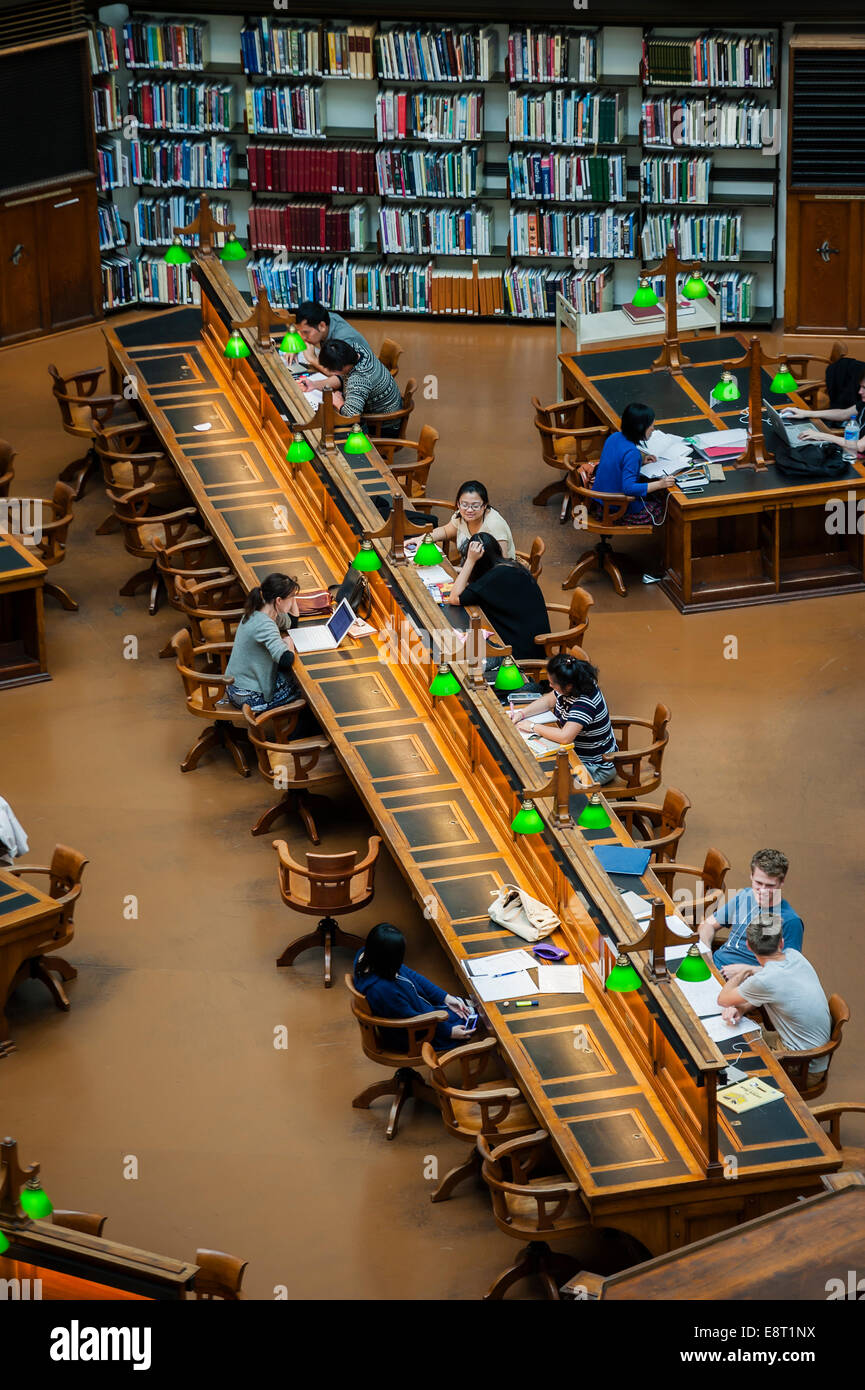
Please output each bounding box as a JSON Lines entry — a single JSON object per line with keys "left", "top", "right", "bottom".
{"left": 501, "top": 999, "right": 539, "bottom": 1008}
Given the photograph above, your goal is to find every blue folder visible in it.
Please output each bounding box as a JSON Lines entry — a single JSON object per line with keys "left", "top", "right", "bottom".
{"left": 593, "top": 845, "right": 651, "bottom": 877}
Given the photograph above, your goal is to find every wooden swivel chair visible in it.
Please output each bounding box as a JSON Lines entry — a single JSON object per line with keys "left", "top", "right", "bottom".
{"left": 48, "top": 362, "right": 129, "bottom": 499}
{"left": 272, "top": 836, "right": 380, "bottom": 988}
{"left": 0, "top": 440, "right": 15, "bottom": 497}
{"left": 421, "top": 1038, "right": 536, "bottom": 1201}
{"left": 783, "top": 341, "right": 851, "bottom": 410}
{"left": 345, "top": 973, "right": 444, "bottom": 1139}
{"left": 378, "top": 337, "right": 403, "bottom": 379}
{"left": 652, "top": 848, "right": 731, "bottom": 929}
{"left": 93, "top": 419, "right": 184, "bottom": 533}
{"left": 478, "top": 1130, "right": 591, "bottom": 1300}
{"left": 601, "top": 703, "right": 671, "bottom": 801}
{"left": 371, "top": 424, "right": 439, "bottom": 495}
{"left": 174, "top": 573, "right": 245, "bottom": 648}
{"left": 29, "top": 481, "right": 78, "bottom": 611}
{"left": 774, "top": 995, "right": 849, "bottom": 1100}
{"left": 563, "top": 476, "right": 654, "bottom": 597}
{"left": 243, "top": 702, "right": 345, "bottom": 842}
{"left": 52, "top": 1211, "right": 107, "bottom": 1236}
{"left": 192, "top": 1249, "right": 248, "bottom": 1300}
{"left": 107, "top": 482, "right": 202, "bottom": 614}
{"left": 516, "top": 535, "right": 545, "bottom": 580}
{"left": 9, "top": 844, "right": 89, "bottom": 1012}
{"left": 615, "top": 788, "right": 692, "bottom": 863}
{"left": 810, "top": 1100, "right": 865, "bottom": 1171}
{"left": 532, "top": 587, "right": 594, "bottom": 660}
{"left": 169, "top": 629, "right": 251, "bottom": 777}
{"left": 531, "top": 394, "right": 610, "bottom": 521}
{"left": 360, "top": 377, "right": 416, "bottom": 441}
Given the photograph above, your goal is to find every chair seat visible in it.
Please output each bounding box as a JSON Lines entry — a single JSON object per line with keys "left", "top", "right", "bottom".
{"left": 290, "top": 875, "right": 371, "bottom": 910}
{"left": 199, "top": 617, "right": 237, "bottom": 643}
{"left": 133, "top": 521, "right": 171, "bottom": 549}
{"left": 109, "top": 461, "right": 179, "bottom": 491}
{"left": 501, "top": 1176, "right": 588, "bottom": 1232}
{"left": 838, "top": 1145, "right": 865, "bottom": 1172}
{"left": 450, "top": 1083, "right": 535, "bottom": 1136}
{"left": 267, "top": 747, "right": 342, "bottom": 783}
{"left": 188, "top": 689, "right": 242, "bottom": 720}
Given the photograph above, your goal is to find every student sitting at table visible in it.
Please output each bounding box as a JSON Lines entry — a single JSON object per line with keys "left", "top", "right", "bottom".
{"left": 305, "top": 339, "right": 404, "bottom": 437}
{"left": 353, "top": 922, "right": 475, "bottom": 1050}
{"left": 225, "top": 573, "right": 300, "bottom": 714}
{"left": 292, "top": 300, "right": 371, "bottom": 387}
{"left": 427, "top": 480, "right": 516, "bottom": 560}
{"left": 591, "top": 402, "right": 679, "bottom": 522}
{"left": 716, "top": 918, "right": 831, "bottom": 1079}
{"left": 698, "top": 847, "right": 804, "bottom": 979}
{"left": 447, "top": 532, "right": 548, "bottom": 662}
{"left": 785, "top": 367, "right": 865, "bottom": 451}
{"left": 506, "top": 653, "right": 618, "bottom": 785}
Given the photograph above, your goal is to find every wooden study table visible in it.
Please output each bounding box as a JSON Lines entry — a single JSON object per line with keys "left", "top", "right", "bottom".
{"left": 560, "top": 333, "right": 865, "bottom": 612}
{"left": 102, "top": 268, "right": 839, "bottom": 1257}
{"left": 0, "top": 533, "right": 49, "bottom": 688}
{"left": 0, "top": 867, "right": 63, "bottom": 1058}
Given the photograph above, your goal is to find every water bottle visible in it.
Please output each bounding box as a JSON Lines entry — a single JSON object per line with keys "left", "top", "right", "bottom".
{"left": 843, "top": 418, "right": 859, "bottom": 462}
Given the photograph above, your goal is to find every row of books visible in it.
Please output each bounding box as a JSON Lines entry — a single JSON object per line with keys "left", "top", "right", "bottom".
{"left": 508, "top": 151, "right": 627, "bottom": 203}
{"left": 88, "top": 22, "right": 120, "bottom": 75}
{"left": 506, "top": 28, "right": 597, "bottom": 84}
{"left": 133, "top": 197, "right": 232, "bottom": 247}
{"left": 245, "top": 86, "right": 323, "bottom": 138}
{"left": 128, "top": 81, "right": 233, "bottom": 133}
{"left": 642, "top": 33, "right": 776, "bottom": 88}
{"left": 322, "top": 23, "right": 377, "bottom": 79}
{"left": 374, "top": 26, "right": 497, "bottom": 83}
{"left": 101, "top": 255, "right": 137, "bottom": 310}
{"left": 507, "top": 89, "right": 622, "bottom": 146}
{"left": 504, "top": 265, "right": 613, "bottom": 319}
{"left": 640, "top": 156, "right": 711, "bottom": 204}
{"left": 248, "top": 201, "right": 367, "bottom": 254}
{"left": 97, "top": 202, "right": 127, "bottom": 251}
{"left": 509, "top": 209, "right": 637, "bottom": 259}
{"left": 136, "top": 256, "right": 201, "bottom": 305}
{"left": 641, "top": 212, "right": 742, "bottom": 261}
{"left": 378, "top": 205, "right": 493, "bottom": 256}
{"left": 97, "top": 141, "right": 129, "bottom": 191}
{"left": 644, "top": 267, "right": 755, "bottom": 321}
{"left": 374, "top": 91, "right": 484, "bottom": 143}
{"left": 239, "top": 19, "right": 377, "bottom": 77}
{"left": 122, "top": 19, "right": 206, "bottom": 71}
{"left": 247, "top": 144, "right": 376, "bottom": 195}
{"left": 92, "top": 79, "right": 122, "bottom": 133}
{"left": 130, "top": 139, "right": 233, "bottom": 190}
{"left": 376, "top": 146, "right": 481, "bottom": 199}
{"left": 642, "top": 97, "right": 774, "bottom": 149}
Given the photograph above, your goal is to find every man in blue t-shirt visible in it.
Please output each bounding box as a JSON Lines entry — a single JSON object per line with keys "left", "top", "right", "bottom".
{"left": 698, "top": 847, "right": 804, "bottom": 979}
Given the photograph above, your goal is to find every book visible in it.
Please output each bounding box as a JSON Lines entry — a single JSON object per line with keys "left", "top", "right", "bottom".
{"left": 718, "top": 1077, "right": 785, "bottom": 1114}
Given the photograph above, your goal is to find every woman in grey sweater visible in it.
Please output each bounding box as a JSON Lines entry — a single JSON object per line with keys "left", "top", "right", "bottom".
{"left": 225, "top": 573, "right": 300, "bottom": 714}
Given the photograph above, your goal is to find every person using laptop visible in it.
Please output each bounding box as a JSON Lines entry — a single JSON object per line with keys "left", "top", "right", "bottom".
{"left": 783, "top": 367, "right": 865, "bottom": 451}
{"left": 590, "top": 403, "right": 679, "bottom": 523}
{"left": 698, "top": 847, "right": 804, "bottom": 979}
{"left": 291, "top": 301, "right": 371, "bottom": 387}
{"left": 425, "top": 480, "right": 516, "bottom": 561}
{"left": 225, "top": 573, "right": 301, "bottom": 715}
{"left": 353, "top": 922, "right": 477, "bottom": 1051}
{"left": 305, "top": 338, "right": 404, "bottom": 437}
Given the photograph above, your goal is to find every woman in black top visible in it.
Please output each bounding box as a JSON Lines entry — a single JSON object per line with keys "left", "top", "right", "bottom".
{"left": 447, "top": 532, "right": 548, "bottom": 662}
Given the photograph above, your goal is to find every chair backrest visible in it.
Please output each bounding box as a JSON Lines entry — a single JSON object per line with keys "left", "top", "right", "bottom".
{"left": 421, "top": 1038, "right": 525, "bottom": 1137}
{"left": 0, "top": 439, "right": 15, "bottom": 497}
{"left": 378, "top": 337, "right": 403, "bottom": 378}
{"left": 522, "top": 536, "right": 545, "bottom": 579}
{"left": 52, "top": 1210, "right": 107, "bottom": 1237}
{"left": 170, "top": 628, "right": 231, "bottom": 707}
{"left": 829, "top": 994, "right": 850, "bottom": 1044}
{"left": 192, "top": 1249, "right": 248, "bottom": 1300}
{"left": 649, "top": 703, "right": 671, "bottom": 773}
{"left": 702, "top": 847, "right": 731, "bottom": 892}
{"left": 273, "top": 836, "right": 380, "bottom": 912}
{"left": 36, "top": 482, "right": 75, "bottom": 565}
{"left": 658, "top": 788, "right": 691, "bottom": 838}
{"left": 568, "top": 586, "right": 593, "bottom": 633}
{"left": 47, "top": 845, "right": 89, "bottom": 898}
{"left": 344, "top": 972, "right": 443, "bottom": 1064}
{"left": 478, "top": 1130, "right": 582, "bottom": 1233}
{"left": 388, "top": 424, "right": 439, "bottom": 496}
{"left": 242, "top": 701, "right": 307, "bottom": 778}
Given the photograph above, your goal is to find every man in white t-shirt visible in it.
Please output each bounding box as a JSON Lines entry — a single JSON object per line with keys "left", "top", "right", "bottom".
{"left": 716, "top": 917, "right": 831, "bottom": 1079}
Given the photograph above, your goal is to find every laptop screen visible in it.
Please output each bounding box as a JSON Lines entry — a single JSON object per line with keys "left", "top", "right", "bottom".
{"left": 762, "top": 399, "right": 787, "bottom": 434}
{"left": 327, "top": 598, "right": 356, "bottom": 644}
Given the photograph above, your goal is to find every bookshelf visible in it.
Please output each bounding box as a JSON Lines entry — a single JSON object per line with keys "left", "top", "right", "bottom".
{"left": 87, "top": 13, "right": 781, "bottom": 325}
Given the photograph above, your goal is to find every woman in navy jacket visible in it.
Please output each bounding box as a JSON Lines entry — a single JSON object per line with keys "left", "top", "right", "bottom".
{"left": 591, "top": 402, "right": 677, "bottom": 521}
{"left": 353, "top": 923, "right": 475, "bottom": 1050}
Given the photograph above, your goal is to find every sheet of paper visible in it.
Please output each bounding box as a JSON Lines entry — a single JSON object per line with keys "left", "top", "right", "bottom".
{"left": 303, "top": 389, "right": 323, "bottom": 408}
{"left": 465, "top": 949, "right": 536, "bottom": 978}
{"left": 518, "top": 730, "right": 560, "bottom": 757}
{"left": 688, "top": 428, "right": 748, "bottom": 450}
{"left": 536, "top": 964, "right": 584, "bottom": 994}
{"left": 665, "top": 941, "right": 712, "bottom": 963}
{"left": 666, "top": 914, "right": 694, "bottom": 938}
{"left": 672, "top": 973, "right": 724, "bottom": 1018}
{"left": 510, "top": 706, "right": 556, "bottom": 725}
{"left": 620, "top": 890, "right": 652, "bottom": 920}
{"left": 703, "top": 1013, "right": 762, "bottom": 1043}
{"left": 418, "top": 565, "right": 451, "bottom": 585}
{"left": 473, "top": 970, "right": 538, "bottom": 1003}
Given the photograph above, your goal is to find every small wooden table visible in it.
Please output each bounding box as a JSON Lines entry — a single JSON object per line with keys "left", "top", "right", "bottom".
{"left": 0, "top": 868, "right": 63, "bottom": 1058}
{"left": 0, "top": 534, "right": 49, "bottom": 687}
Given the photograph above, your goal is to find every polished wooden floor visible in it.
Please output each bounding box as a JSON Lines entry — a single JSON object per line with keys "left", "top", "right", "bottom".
{"left": 1, "top": 312, "right": 864, "bottom": 1299}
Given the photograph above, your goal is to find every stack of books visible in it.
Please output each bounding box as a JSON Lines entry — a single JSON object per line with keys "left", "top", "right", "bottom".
{"left": 88, "top": 21, "right": 119, "bottom": 73}
{"left": 642, "top": 95, "right": 774, "bottom": 148}
{"left": 247, "top": 145, "right": 375, "bottom": 196}
{"left": 133, "top": 196, "right": 232, "bottom": 247}
{"left": 97, "top": 140, "right": 129, "bottom": 191}
{"left": 508, "top": 89, "right": 622, "bottom": 145}
{"left": 510, "top": 208, "right": 636, "bottom": 258}
{"left": 123, "top": 18, "right": 207, "bottom": 70}
{"left": 375, "top": 26, "right": 496, "bottom": 82}
{"left": 508, "top": 150, "right": 626, "bottom": 201}
{"left": 507, "top": 27, "right": 581, "bottom": 82}
{"left": 92, "top": 81, "right": 122, "bottom": 133}
{"left": 136, "top": 256, "right": 200, "bottom": 305}
{"left": 322, "top": 23, "right": 378, "bottom": 77}
{"left": 101, "top": 256, "right": 137, "bottom": 309}
{"left": 97, "top": 202, "right": 127, "bottom": 251}
{"left": 240, "top": 19, "right": 320, "bottom": 76}
{"left": 375, "top": 90, "right": 484, "bottom": 142}
{"left": 504, "top": 264, "right": 612, "bottom": 318}
{"left": 378, "top": 203, "right": 492, "bottom": 256}
{"left": 376, "top": 146, "right": 481, "bottom": 199}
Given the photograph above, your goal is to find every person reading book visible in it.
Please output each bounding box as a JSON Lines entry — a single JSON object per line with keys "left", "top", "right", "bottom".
{"left": 506, "top": 653, "right": 618, "bottom": 785}
{"left": 426, "top": 480, "right": 516, "bottom": 560}
{"left": 590, "top": 402, "right": 678, "bottom": 522}
{"left": 292, "top": 300, "right": 371, "bottom": 387}
{"left": 307, "top": 339, "right": 404, "bottom": 436}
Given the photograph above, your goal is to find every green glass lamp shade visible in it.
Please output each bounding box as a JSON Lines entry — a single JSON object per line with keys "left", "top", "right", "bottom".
{"left": 430, "top": 666, "right": 461, "bottom": 697}
{"left": 413, "top": 536, "right": 443, "bottom": 566}
{"left": 511, "top": 800, "right": 545, "bottom": 835}
{"left": 632, "top": 279, "right": 659, "bottom": 308}
{"left": 494, "top": 658, "right": 526, "bottom": 692}
{"left": 578, "top": 792, "right": 611, "bottom": 828}
{"left": 0, "top": 1228, "right": 9, "bottom": 1254}
{"left": 605, "top": 954, "right": 642, "bottom": 993}
{"left": 770, "top": 365, "right": 798, "bottom": 394}
{"left": 676, "top": 943, "right": 713, "bottom": 982}
{"left": 218, "top": 233, "right": 246, "bottom": 262}
{"left": 343, "top": 426, "right": 372, "bottom": 455}
{"left": 681, "top": 273, "right": 709, "bottom": 300}
{"left": 164, "top": 238, "right": 192, "bottom": 265}
{"left": 19, "top": 1183, "right": 53, "bottom": 1220}
{"left": 224, "top": 330, "right": 250, "bottom": 360}
{"left": 712, "top": 371, "right": 741, "bottom": 402}
{"left": 352, "top": 540, "right": 381, "bottom": 572}
{"left": 286, "top": 433, "right": 314, "bottom": 463}
{"left": 279, "top": 328, "right": 306, "bottom": 354}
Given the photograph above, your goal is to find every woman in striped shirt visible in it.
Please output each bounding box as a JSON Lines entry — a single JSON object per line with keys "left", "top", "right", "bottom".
{"left": 506, "top": 653, "right": 618, "bottom": 785}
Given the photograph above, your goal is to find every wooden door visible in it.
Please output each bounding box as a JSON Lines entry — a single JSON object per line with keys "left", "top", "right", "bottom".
{"left": 0, "top": 197, "right": 44, "bottom": 342}
{"left": 0, "top": 176, "right": 101, "bottom": 346}
{"left": 40, "top": 181, "right": 101, "bottom": 333}
{"left": 785, "top": 194, "right": 865, "bottom": 333}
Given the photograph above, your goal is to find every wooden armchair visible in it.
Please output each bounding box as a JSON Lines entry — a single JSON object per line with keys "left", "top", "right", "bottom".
{"left": 93, "top": 419, "right": 184, "bottom": 533}
{"left": 9, "top": 844, "right": 89, "bottom": 1012}
{"left": 0, "top": 439, "right": 15, "bottom": 497}
{"left": 273, "top": 836, "right": 380, "bottom": 988}
{"left": 107, "top": 482, "right": 201, "bottom": 614}
{"left": 652, "top": 848, "right": 731, "bottom": 928}
{"left": 28, "top": 481, "right": 78, "bottom": 611}
{"left": 346, "top": 972, "right": 444, "bottom": 1140}
{"left": 615, "top": 788, "right": 692, "bottom": 863}
{"left": 810, "top": 1101, "right": 865, "bottom": 1172}
{"left": 371, "top": 424, "right": 439, "bottom": 496}
{"left": 602, "top": 703, "right": 671, "bottom": 801}
{"left": 516, "top": 535, "right": 545, "bottom": 580}
{"left": 477, "top": 1130, "right": 591, "bottom": 1300}
{"left": 52, "top": 1211, "right": 107, "bottom": 1237}
{"left": 782, "top": 341, "right": 849, "bottom": 410}
{"left": 532, "top": 587, "right": 593, "bottom": 660}
{"left": 378, "top": 336, "right": 403, "bottom": 379}
{"left": 48, "top": 362, "right": 130, "bottom": 499}
{"left": 420, "top": 1037, "right": 535, "bottom": 1202}
{"left": 563, "top": 476, "right": 653, "bottom": 598}
{"left": 774, "top": 995, "right": 849, "bottom": 1101}
{"left": 360, "top": 377, "right": 416, "bottom": 441}
{"left": 174, "top": 573, "right": 245, "bottom": 648}
{"left": 169, "top": 629, "right": 251, "bottom": 778}
{"left": 532, "top": 393, "right": 610, "bottom": 521}
{"left": 192, "top": 1249, "right": 248, "bottom": 1300}
{"left": 243, "top": 701, "right": 345, "bottom": 842}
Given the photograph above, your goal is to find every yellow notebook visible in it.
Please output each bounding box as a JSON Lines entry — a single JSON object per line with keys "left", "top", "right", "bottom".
{"left": 718, "top": 1077, "right": 784, "bottom": 1114}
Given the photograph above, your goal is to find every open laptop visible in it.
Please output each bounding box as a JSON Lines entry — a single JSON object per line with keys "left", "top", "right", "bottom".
{"left": 763, "top": 399, "right": 831, "bottom": 448}
{"left": 290, "top": 598, "right": 356, "bottom": 653}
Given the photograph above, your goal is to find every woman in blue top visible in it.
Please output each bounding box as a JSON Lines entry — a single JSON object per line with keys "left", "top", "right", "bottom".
{"left": 591, "top": 403, "right": 677, "bottom": 523}
{"left": 353, "top": 923, "right": 475, "bottom": 1051}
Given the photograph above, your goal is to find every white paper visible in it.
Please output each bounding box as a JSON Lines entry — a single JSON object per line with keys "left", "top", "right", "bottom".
{"left": 688, "top": 428, "right": 748, "bottom": 450}
{"left": 418, "top": 565, "right": 451, "bottom": 585}
{"left": 511, "top": 706, "right": 556, "bottom": 725}
{"left": 303, "top": 389, "right": 323, "bottom": 408}
{"left": 638, "top": 430, "right": 693, "bottom": 478}
{"left": 465, "top": 949, "right": 536, "bottom": 978}
{"left": 672, "top": 974, "right": 724, "bottom": 1018}
{"left": 518, "top": 730, "right": 560, "bottom": 756}
{"left": 703, "top": 1013, "right": 762, "bottom": 1043}
{"left": 536, "top": 965, "right": 584, "bottom": 994}
{"left": 473, "top": 970, "right": 538, "bottom": 1003}
{"left": 621, "top": 890, "right": 652, "bottom": 921}
{"left": 665, "top": 941, "right": 712, "bottom": 963}
{"left": 666, "top": 914, "right": 694, "bottom": 938}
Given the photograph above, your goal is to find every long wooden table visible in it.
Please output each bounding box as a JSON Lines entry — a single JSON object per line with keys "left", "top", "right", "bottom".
{"left": 560, "top": 335, "right": 865, "bottom": 612}
{"left": 0, "top": 533, "right": 48, "bottom": 688}
{"left": 0, "top": 867, "right": 63, "bottom": 1058}
{"left": 103, "top": 265, "right": 839, "bottom": 1257}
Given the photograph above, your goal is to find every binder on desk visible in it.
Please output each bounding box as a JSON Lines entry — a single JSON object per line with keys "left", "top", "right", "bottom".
{"left": 593, "top": 845, "right": 651, "bottom": 876}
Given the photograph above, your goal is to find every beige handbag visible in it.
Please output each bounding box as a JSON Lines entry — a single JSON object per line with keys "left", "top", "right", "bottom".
{"left": 488, "top": 884, "right": 560, "bottom": 942}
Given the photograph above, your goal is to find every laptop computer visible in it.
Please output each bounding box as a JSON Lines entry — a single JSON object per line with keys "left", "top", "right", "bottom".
{"left": 763, "top": 399, "right": 832, "bottom": 448}
{"left": 291, "top": 598, "right": 356, "bottom": 653}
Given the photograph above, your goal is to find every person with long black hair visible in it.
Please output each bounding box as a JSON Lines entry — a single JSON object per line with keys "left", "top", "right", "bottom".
{"left": 592, "top": 402, "right": 678, "bottom": 522}
{"left": 447, "top": 531, "right": 548, "bottom": 661}
{"left": 426, "top": 479, "right": 516, "bottom": 559}
{"left": 353, "top": 923, "right": 475, "bottom": 1049}
{"left": 506, "top": 652, "right": 618, "bottom": 785}
{"left": 225, "top": 573, "right": 301, "bottom": 714}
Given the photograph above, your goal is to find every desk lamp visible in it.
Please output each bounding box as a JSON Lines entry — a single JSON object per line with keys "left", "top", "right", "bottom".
{"left": 710, "top": 336, "right": 799, "bottom": 471}
{"left": 0, "top": 1137, "right": 53, "bottom": 1237}
{"left": 514, "top": 749, "right": 576, "bottom": 830}
{"left": 166, "top": 192, "right": 236, "bottom": 260}
{"left": 640, "top": 243, "right": 711, "bottom": 372}
{"left": 352, "top": 540, "right": 381, "bottom": 572}
{"left": 430, "top": 665, "right": 461, "bottom": 697}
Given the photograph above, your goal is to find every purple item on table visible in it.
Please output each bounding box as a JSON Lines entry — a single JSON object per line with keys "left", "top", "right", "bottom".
{"left": 532, "top": 943, "right": 568, "bottom": 962}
